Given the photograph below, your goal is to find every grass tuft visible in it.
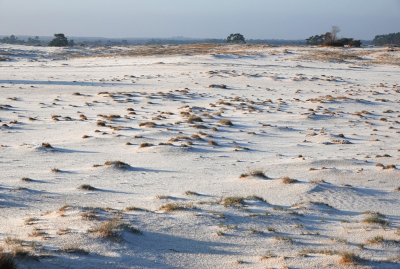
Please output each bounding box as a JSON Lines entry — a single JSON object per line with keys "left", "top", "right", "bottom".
{"left": 218, "top": 119, "right": 233, "bottom": 126}
{"left": 104, "top": 161, "right": 128, "bottom": 168}
{"left": 362, "top": 216, "right": 388, "bottom": 225}
{"left": 78, "top": 184, "right": 96, "bottom": 191}
{"left": 87, "top": 219, "right": 142, "bottom": 239}
{"left": 0, "top": 251, "right": 17, "bottom": 269}
{"left": 281, "top": 176, "right": 298, "bottom": 184}
{"left": 159, "top": 203, "right": 184, "bottom": 212}
{"left": 366, "top": 236, "right": 384, "bottom": 244}
{"left": 339, "top": 251, "right": 360, "bottom": 265}
{"left": 184, "top": 191, "right": 199, "bottom": 196}
{"left": 223, "top": 197, "right": 244, "bottom": 207}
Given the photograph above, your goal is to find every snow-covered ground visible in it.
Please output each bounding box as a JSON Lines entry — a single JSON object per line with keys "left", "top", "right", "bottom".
{"left": 1, "top": 44, "right": 400, "bottom": 268}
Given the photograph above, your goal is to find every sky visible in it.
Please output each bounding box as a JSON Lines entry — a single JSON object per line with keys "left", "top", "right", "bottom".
{"left": 1, "top": 0, "right": 399, "bottom": 40}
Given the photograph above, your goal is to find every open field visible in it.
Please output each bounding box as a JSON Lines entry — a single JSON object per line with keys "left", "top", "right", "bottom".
{"left": 1, "top": 43, "right": 400, "bottom": 268}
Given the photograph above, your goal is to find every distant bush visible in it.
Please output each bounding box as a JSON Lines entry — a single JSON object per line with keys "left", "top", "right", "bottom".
{"left": 49, "top": 33, "right": 69, "bottom": 47}
{"left": 227, "top": 33, "right": 246, "bottom": 44}
{"left": 348, "top": 40, "right": 362, "bottom": 47}
{"left": 306, "top": 26, "right": 361, "bottom": 47}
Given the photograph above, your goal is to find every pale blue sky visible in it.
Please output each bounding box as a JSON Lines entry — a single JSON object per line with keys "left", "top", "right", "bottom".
{"left": 1, "top": 0, "right": 399, "bottom": 39}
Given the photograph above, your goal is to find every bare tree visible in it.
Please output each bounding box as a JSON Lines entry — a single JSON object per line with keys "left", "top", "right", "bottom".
{"left": 331, "top": 26, "right": 340, "bottom": 42}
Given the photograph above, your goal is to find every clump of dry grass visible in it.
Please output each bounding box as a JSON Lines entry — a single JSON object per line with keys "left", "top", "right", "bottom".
{"left": 139, "top": 122, "right": 156, "bottom": 128}
{"left": 218, "top": 119, "right": 233, "bottom": 126}
{"left": 41, "top": 142, "right": 52, "bottom": 148}
{"left": 24, "top": 217, "right": 37, "bottom": 225}
{"left": 274, "top": 236, "right": 293, "bottom": 243}
{"left": 260, "top": 253, "right": 276, "bottom": 260}
{"left": 246, "top": 195, "right": 267, "bottom": 203}
{"left": 0, "top": 251, "right": 17, "bottom": 269}
{"left": 184, "top": 191, "right": 199, "bottom": 196}
{"left": 281, "top": 177, "right": 298, "bottom": 184}
{"left": 104, "top": 161, "right": 129, "bottom": 168}
{"left": 87, "top": 219, "right": 141, "bottom": 239}
{"left": 77, "top": 184, "right": 96, "bottom": 191}
{"left": 190, "top": 134, "right": 203, "bottom": 140}
{"left": 223, "top": 197, "right": 244, "bottom": 207}
{"left": 362, "top": 216, "right": 388, "bottom": 225}
{"left": 208, "top": 140, "right": 218, "bottom": 146}
{"left": 193, "top": 124, "right": 207, "bottom": 129}
{"left": 366, "top": 236, "right": 384, "bottom": 244}
{"left": 339, "top": 251, "right": 360, "bottom": 265}
{"left": 310, "top": 179, "right": 325, "bottom": 184}
{"left": 240, "top": 170, "right": 267, "bottom": 179}
{"left": 58, "top": 205, "right": 70, "bottom": 213}
{"left": 331, "top": 139, "right": 351, "bottom": 144}
{"left": 187, "top": 116, "right": 203, "bottom": 123}
{"left": 58, "top": 245, "right": 88, "bottom": 255}
{"left": 159, "top": 203, "right": 184, "bottom": 212}
{"left": 97, "top": 120, "right": 106, "bottom": 127}
{"left": 29, "top": 229, "right": 46, "bottom": 237}
{"left": 383, "top": 164, "right": 396, "bottom": 169}
{"left": 56, "top": 228, "right": 71, "bottom": 235}
{"left": 209, "top": 84, "right": 227, "bottom": 89}
{"left": 140, "top": 143, "right": 151, "bottom": 148}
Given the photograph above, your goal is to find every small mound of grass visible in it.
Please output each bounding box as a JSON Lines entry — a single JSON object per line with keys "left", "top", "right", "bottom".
{"left": 41, "top": 142, "right": 52, "bottom": 148}
{"left": 383, "top": 164, "right": 396, "bottom": 169}
{"left": 208, "top": 140, "right": 218, "bottom": 146}
{"left": 339, "top": 251, "right": 360, "bottom": 265}
{"left": 311, "top": 201, "right": 334, "bottom": 208}
{"left": 58, "top": 245, "right": 89, "bottom": 255}
{"left": 139, "top": 143, "right": 151, "bottom": 148}
{"left": 216, "top": 231, "right": 225, "bottom": 236}
{"left": 241, "top": 170, "right": 267, "bottom": 179}
{"left": 366, "top": 236, "right": 384, "bottom": 244}
{"left": 187, "top": 116, "right": 203, "bottom": 123}
{"left": 362, "top": 211, "right": 385, "bottom": 218}
{"left": 246, "top": 195, "right": 267, "bottom": 203}
{"left": 274, "top": 236, "right": 293, "bottom": 243}
{"left": 184, "top": 191, "right": 199, "bottom": 196}
{"left": 193, "top": 124, "right": 207, "bottom": 129}
{"left": 159, "top": 203, "right": 184, "bottom": 212}
{"left": 281, "top": 176, "right": 298, "bottom": 184}
{"left": 0, "top": 251, "right": 17, "bottom": 269}
{"left": 139, "top": 122, "right": 156, "bottom": 128}
{"left": 362, "top": 216, "right": 388, "bottom": 225}
{"left": 21, "top": 177, "right": 32, "bottom": 182}
{"left": 125, "top": 206, "right": 146, "bottom": 212}
{"left": 223, "top": 197, "right": 244, "bottom": 207}
{"left": 58, "top": 205, "right": 70, "bottom": 213}
{"left": 218, "top": 119, "right": 233, "bottom": 126}
{"left": 78, "top": 184, "right": 96, "bottom": 191}
{"left": 104, "top": 161, "right": 129, "bottom": 168}
{"left": 87, "top": 219, "right": 141, "bottom": 239}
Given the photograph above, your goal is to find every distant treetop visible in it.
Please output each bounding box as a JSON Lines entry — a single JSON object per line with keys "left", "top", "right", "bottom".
{"left": 227, "top": 33, "right": 246, "bottom": 44}
{"left": 48, "top": 33, "right": 69, "bottom": 47}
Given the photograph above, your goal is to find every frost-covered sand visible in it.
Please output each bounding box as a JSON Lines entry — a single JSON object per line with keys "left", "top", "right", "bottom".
{"left": 1, "top": 44, "right": 400, "bottom": 268}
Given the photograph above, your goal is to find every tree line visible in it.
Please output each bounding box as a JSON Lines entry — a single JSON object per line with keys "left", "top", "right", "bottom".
{"left": 0, "top": 35, "right": 42, "bottom": 45}
{"left": 372, "top": 32, "right": 400, "bottom": 46}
